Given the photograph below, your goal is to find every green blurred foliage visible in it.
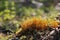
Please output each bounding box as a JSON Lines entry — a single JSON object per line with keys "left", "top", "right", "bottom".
{"left": 0, "top": 0, "right": 59, "bottom": 38}
{"left": 0, "top": 0, "right": 59, "bottom": 31}
{"left": 0, "top": 0, "right": 59, "bottom": 40}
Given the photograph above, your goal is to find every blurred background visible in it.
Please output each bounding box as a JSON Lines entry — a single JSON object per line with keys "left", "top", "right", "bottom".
{"left": 0, "top": 0, "right": 60, "bottom": 40}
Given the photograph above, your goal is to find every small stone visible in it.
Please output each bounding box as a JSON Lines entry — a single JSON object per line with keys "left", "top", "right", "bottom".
{"left": 32, "top": 1, "right": 43, "bottom": 8}
{"left": 31, "top": 12, "right": 36, "bottom": 16}
{"left": 55, "top": 3, "right": 60, "bottom": 11}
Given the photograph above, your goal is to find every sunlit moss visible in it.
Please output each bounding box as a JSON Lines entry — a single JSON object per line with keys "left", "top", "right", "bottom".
{"left": 4, "top": 9, "right": 10, "bottom": 13}
{"left": 4, "top": 13, "right": 15, "bottom": 20}
{"left": 21, "top": 17, "right": 48, "bottom": 30}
